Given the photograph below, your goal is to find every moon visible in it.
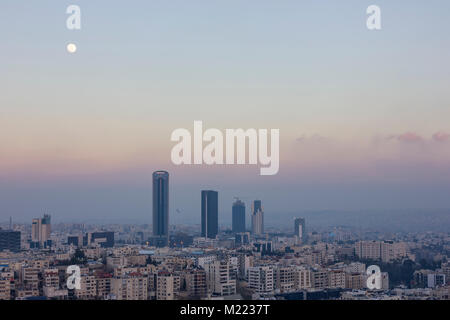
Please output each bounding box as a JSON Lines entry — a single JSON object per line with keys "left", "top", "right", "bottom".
{"left": 67, "top": 43, "right": 77, "bottom": 53}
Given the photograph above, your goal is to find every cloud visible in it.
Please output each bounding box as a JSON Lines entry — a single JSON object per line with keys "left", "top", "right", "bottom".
{"left": 295, "top": 134, "right": 329, "bottom": 144}
{"left": 388, "top": 132, "right": 423, "bottom": 143}
{"left": 432, "top": 131, "right": 450, "bottom": 143}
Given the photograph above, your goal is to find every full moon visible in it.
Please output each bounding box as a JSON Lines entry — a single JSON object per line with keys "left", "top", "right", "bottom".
{"left": 67, "top": 43, "right": 77, "bottom": 53}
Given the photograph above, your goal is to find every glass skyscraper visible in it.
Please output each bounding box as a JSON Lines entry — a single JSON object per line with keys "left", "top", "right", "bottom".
{"left": 152, "top": 170, "right": 169, "bottom": 247}
{"left": 232, "top": 199, "right": 246, "bottom": 233}
{"left": 251, "top": 200, "right": 264, "bottom": 235}
{"left": 201, "top": 190, "right": 218, "bottom": 239}
{"left": 294, "top": 217, "right": 307, "bottom": 243}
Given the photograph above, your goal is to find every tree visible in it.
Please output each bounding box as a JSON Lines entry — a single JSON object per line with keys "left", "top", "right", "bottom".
{"left": 70, "top": 248, "right": 87, "bottom": 265}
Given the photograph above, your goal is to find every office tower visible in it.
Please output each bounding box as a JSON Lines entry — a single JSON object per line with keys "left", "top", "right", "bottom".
{"left": 232, "top": 199, "right": 246, "bottom": 233}
{"left": 201, "top": 190, "right": 218, "bottom": 239}
{"left": 294, "top": 217, "right": 307, "bottom": 243}
{"left": 84, "top": 232, "right": 115, "bottom": 248}
{"left": 152, "top": 170, "right": 169, "bottom": 247}
{"left": 0, "top": 229, "right": 21, "bottom": 252}
{"left": 251, "top": 200, "right": 264, "bottom": 235}
{"left": 68, "top": 235, "right": 83, "bottom": 247}
{"left": 31, "top": 214, "right": 51, "bottom": 248}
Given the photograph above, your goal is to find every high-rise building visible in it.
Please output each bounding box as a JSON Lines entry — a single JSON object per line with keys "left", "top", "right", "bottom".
{"left": 232, "top": 199, "right": 246, "bottom": 233}
{"left": 201, "top": 190, "right": 218, "bottom": 239}
{"left": 31, "top": 214, "right": 51, "bottom": 248}
{"left": 0, "top": 229, "right": 21, "bottom": 252}
{"left": 294, "top": 217, "right": 307, "bottom": 243}
{"left": 251, "top": 200, "right": 264, "bottom": 235}
{"left": 152, "top": 171, "right": 169, "bottom": 247}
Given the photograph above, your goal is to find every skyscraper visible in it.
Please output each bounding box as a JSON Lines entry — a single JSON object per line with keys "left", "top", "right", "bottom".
{"left": 201, "top": 190, "right": 218, "bottom": 239}
{"left": 251, "top": 200, "right": 264, "bottom": 235}
{"left": 152, "top": 170, "right": 169, "bottom": 247}
{"left": 294, "top": 217, "right": 307, "bottom": 244}
{"left": 0, "top": 229, "right": 21, "bottom": 252}
{"left": 232, "top": 199, "right": 246, "bottom": 233}
{"left": 31, "top": 214, "right": 51, "bottom": 248}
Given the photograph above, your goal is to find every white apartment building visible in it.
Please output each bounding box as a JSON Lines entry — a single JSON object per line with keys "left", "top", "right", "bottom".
{"left": 294, "top": 266, "right": 312, "bottom": 289}
{"left": 205, "top": 260, "right": 237, "bottom": 296}
{"left": 248, "top": 266, "right": 274, "bottom": 294}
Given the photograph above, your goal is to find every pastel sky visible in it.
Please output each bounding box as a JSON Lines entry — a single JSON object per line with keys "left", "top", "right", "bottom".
{"left": 1, "top": 1, "right": 450, "bottom": 224}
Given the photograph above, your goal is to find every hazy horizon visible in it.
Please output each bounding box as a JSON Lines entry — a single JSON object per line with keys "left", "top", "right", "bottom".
{"left": 1, "top": 1, "right": 450, "bottom": 225}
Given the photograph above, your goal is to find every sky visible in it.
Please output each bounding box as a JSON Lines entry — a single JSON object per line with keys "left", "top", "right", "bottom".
{"left": 1, "top": 1, "right": 450, "bottom": 225}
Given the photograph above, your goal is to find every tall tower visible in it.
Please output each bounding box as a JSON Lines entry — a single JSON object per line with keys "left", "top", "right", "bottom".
{"left": 294, "top": 217, "right": 306, "bottom": 244}
{"left": 201, "top": 190, "right": 218, "bottom": 239}
{"left": 152, "top": 171, "right": 169, "bottom": 247}
{"left": 232, "top": 199, "right": 246, "bottom": 233}
{"left": 251, "top": 200, "right": 264, "bottom": 235}
{"left": 31, "top": 214, "right": 51, "bottom": 248}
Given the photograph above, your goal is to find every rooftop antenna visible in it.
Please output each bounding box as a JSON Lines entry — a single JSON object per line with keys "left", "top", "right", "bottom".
{"left": 9, "top": 216, "right": 12, "bottom": 230}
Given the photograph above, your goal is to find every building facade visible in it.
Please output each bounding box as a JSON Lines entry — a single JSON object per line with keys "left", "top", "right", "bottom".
{"left": 152, "top": 171, "right": 170, "bottom": 247}
{"left": 201, "top": 190, "right": 219, "bottom": 239}
{"left": 232, "top": 199, "right": 246, "bottom": 233}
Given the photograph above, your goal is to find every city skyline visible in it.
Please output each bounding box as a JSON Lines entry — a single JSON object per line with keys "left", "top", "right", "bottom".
{"left": 2, "top": 1, "right": 450, "bottom": 224}
{"left": 1, "top": 0, "right": 450, "bottom": 307}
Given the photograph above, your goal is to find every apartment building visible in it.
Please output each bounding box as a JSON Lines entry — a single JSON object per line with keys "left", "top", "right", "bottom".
{"left": 205, "top": 260, "right": 237, "bottom": 296}
{"left": 274, "top": 266, "right": 295, "bottom": 293}
{"left": 328, "top": 270, "right": 346, "bottom": 288}
{"left": 294, "top": 266, "right": 311, "bottom": 289}
{"left": 185, "top": 269, "right": 207, "bottom": 299}
{"left": 156, "top": 271, "right": 180, "bottom": 300}
{"left": 111, "top": 273, "right": 148, "bottom": 300}
{"left": 248, "top": 266, "right": 274, "bottom": 294}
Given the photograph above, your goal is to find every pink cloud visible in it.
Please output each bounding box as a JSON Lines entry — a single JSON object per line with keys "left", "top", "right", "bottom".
{"left": 389, "top": 132, "right": 423, "bottom": 143}
{"left": 432, "top": 131, "right": 450, "bottom": 143}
